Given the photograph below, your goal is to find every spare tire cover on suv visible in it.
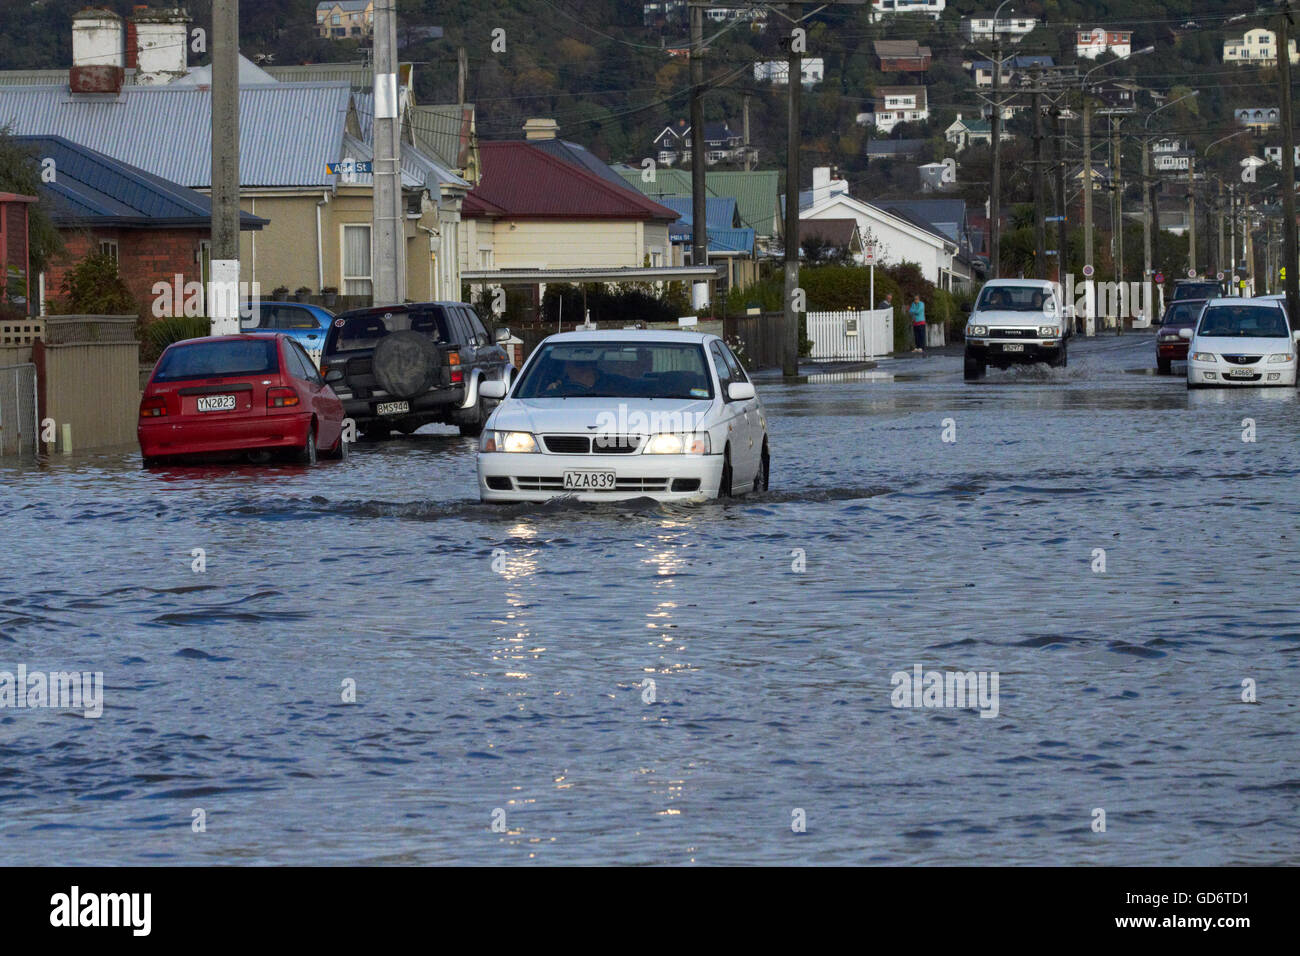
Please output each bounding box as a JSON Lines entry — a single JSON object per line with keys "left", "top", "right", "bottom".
{"left": 372, "top": 329, "right": 440, "bottom": 399}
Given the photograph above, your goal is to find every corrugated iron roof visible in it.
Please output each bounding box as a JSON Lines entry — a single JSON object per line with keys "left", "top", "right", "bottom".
{"left": 15, "top": 134, "right": 265, "bottom": 229}
{"left": 464, "top": 142, "right": 678, "bottom": 221}
{"left": 0, "top": 83, "right": 352, "bottom": 188}
{"left": 616, "top": 168, "right": 781, "bottom": 239}
{"left": 409, "top": 104, "right": 472, "bottom": 171}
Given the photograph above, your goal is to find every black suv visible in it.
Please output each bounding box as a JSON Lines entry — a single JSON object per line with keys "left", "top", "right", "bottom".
{"left": 1172, "top": 279, "right": 1223, "bottom": 302}
{"left": 320, "top": 301, "right": 511, "bottom": 438}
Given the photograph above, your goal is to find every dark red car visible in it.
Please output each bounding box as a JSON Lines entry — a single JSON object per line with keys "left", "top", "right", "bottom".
{"left": 1155, "top": 299, "right": 1205, "bottom": 374}
{"left": 139, "top": 334, "right": 347, "bottom": 465}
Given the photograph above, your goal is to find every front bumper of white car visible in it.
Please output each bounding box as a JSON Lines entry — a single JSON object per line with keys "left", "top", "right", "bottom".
{"left": 1187, "top": 355, "right": 1297, "bottom": 387}
{"left": 478, "top": 451, "right": 725, "bottom": 502}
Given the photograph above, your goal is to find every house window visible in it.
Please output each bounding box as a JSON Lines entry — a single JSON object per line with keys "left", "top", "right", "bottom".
{"left": 98, "top": 239, "right": 118, "bottom": 264}
{"left": 342, "top": 224, "right": 372, "bottom": 295}
{"left": 478, "top": 247, "right": 494, "bottom": 269}
{"left": 332, "top": 14, "right": 341, "bottom": 24}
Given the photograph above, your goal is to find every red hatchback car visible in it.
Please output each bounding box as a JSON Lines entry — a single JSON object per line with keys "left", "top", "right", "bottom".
{"left": 139, "top": 334, "right": 346, "bottom": 465}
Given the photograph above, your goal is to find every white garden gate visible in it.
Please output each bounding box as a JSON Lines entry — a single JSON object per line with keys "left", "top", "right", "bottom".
{"left": 806, "top": 308, "right": 894, "bottom": 360}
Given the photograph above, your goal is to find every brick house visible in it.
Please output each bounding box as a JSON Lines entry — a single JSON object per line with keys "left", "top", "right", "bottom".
{"left": 19, "top": 136, "right": 264, "bottom": 316}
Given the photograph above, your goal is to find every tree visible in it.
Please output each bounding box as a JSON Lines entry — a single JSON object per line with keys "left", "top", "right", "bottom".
{"left": 0, "top": 128, "right": 64, "bottom": 281}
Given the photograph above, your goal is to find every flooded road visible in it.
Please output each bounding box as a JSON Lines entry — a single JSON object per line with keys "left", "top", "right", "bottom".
{"left": 2, "top": 332, "right": 1297, "bottom": 865}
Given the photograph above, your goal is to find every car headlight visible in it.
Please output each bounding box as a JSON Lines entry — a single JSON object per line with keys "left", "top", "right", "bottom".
{"left": 1267, "top": 353, "right": 1294, "bottom": 363}
{"left": 643, "top": 432, "right": 710, "bottom": 455}
{"left": 1190, "top": 352, "right": 1216, "bottom": 362}
{"left": 1038, "top": 325, "right": 1060, "bottom": 337}
{"left": 480, "top": 430, "right": 537, "bottom": 453}
{"left": 967, "top": 324, "right": 988, "bottom": 337}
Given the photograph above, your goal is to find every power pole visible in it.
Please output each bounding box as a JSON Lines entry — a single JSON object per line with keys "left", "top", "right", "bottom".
{"left": 1283, "top": 4, "right": 1299, "bottom": 326}
{"left": 782, "top": 3, "right": 802, "bottom": 376}
{"left": 990, "top": 30, "right": 1003, "bottom": 278}
{"left": 1112, "top": 118, "right": 1122, "bottom": 284}
{"left": 1142, "top": 135, "right": 1152, "bottom": 284}
{"left": 1215, "top": 179, "right": 1224, "bottom": 278}
{"left": 210, "top": 0, "right": 240, "bottom": 335}
{"left": 1229, "top": 184, "right": 1237, "bottom": 290}
{"left": 1187, "top": 154, "right": 1196, "bottom": 275}
{"left": 689, "top": 2, "right": 709, "bottom": 312}
{"left": 372, "top": 0, "right": 405, "bottom": 304}
{"left": 1055, "top": 104, "right": 1068, "bottom": 283}
{"left": 1032, "top": 68, "right": 1047, "bottom": 278}
{"left": 1082, "top": 97, "right": 1093, "bottom": 275}
{"left": 743, "top": 92, "right": 753, "bottom": 171}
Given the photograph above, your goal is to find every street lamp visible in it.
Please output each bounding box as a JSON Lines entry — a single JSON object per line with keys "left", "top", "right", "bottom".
{"left": 1142, "top": 90, "right": 1199, "bottom": 289}
{"left": 1078, "top": 45, "right": 1154, "bottom": 287}
{"left": 1204, "top": 129, "right": 1252, "bottom": 287}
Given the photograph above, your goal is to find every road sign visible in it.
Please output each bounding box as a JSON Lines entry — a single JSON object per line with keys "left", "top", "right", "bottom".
{"left": 1216, "top": 271, "right": 1225, "bottom": 280}
{"left": 326, "top": 160, "right": 372, "bottom": 175}
{"left": 1154, "top": 272, "right": 1164, "bottom": 284}
{"left": 1187, "top": 269, "right": 1197, "bottom": 278}
{"left": 1082, "top": 264, "right": 1095, "bottom": 278}
{"left": 863, "top": 243, "right": 877, "bottom": 265}
{"left": 1044, "top": 215, "right": 1066, "bottom": 222}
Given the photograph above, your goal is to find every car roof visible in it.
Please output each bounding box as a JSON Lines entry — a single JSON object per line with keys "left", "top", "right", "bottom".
{"left": 334, "top": 301, "right": 467, "bottom": 318}
{"left": 981, "top": 278, "right": 1056, "bottom": 289}
{"left": 1202, "top": 297, "right": 1281, "bottom": 308}
{"left": 169, "top": 333, "right": 281, "bottom": 344}
{"left": 540, "top": 329, "right": 717, "bottom": 344}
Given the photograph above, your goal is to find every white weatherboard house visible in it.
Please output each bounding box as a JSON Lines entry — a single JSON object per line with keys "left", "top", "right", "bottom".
{"left": 798, "top": 170, "right": 959, "bottom": 289}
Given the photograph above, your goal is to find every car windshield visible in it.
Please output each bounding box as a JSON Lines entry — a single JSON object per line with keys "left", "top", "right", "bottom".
{"left": 328, "top": 308, "right": 448, "bottom": 352}
{"left": 1174, "top": 282, "right": 1220, "bottom": 300}
{"left": 1196, "top": 305, "right": 1290, "bottom": 338}
{"left": 1162, "top": 302, "right": 1201, "bottom": 326}
{"left": 153, "top": 339, "right": 278, "bottom": 382}
{"left": 513, "top": 342, "right": 714, "bottom": 400}
{"left": 976, "top": 285, "right": 1054, "bottom": 312}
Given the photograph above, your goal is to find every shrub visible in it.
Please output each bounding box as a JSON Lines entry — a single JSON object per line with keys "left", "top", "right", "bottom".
{"left": 141, "top": 315, "right": 210, "bottom": 364}
{"left": 59, "top": 252, "right": 136, "bottom": 315}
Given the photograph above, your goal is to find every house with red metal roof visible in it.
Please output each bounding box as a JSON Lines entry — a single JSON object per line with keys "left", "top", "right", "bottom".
{"left": 459, "top": 140, "right": 683, "bottom": 280}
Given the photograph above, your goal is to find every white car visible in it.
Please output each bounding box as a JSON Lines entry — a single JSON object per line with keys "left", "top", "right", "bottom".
{"left": 1183, "top": 297, "right": 1300, "bottom": 389}
{"left": 476, "top": 330, "right": 769, "bottom": 502}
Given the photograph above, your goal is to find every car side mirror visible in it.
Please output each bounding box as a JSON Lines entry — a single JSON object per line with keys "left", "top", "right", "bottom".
{"left": 493, "top": 326, "right": 511, "bottom": 343}
{"left": 727, "top": 381, "right": 756, "bottom": 401}
{"left": 479, "top": 379, "right": 507, "bottom": 400}
{"left": 1178, "top": 328, "right": 1192, "bottom": 340}
{"left": 325, "top": 368, "right": 345, "bottom": 383}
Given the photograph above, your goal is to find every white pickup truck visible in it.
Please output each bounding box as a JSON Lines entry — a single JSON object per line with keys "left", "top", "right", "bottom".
{"left": 962, "top": 278, "right": 1070, "bottom": 381}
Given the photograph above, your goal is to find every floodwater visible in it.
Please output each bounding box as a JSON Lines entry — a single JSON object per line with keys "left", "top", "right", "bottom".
{"left": 1, "top": 333, "right": 1297, "bottom": 865}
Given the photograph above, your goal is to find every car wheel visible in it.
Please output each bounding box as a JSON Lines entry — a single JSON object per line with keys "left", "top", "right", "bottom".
{"left": 754, "top": 440, "right": 770, "bottom": 492}
{"left": 296, "top": 427, "right": 317, "bottom": 465}
{"left": 321, "top": 432, "right": 348, "bottom": 461}
{"left": 1049, "top": 343, "right": 1068, "bottom": 368}
{"left": 963, "top": 354, "right": 984, "bottom": 381}
{"left": 1157, "top": 357, "right": 1171, "bottom": 375}
{"left": 719, "top": 447, "right": 734, "bottom": 498}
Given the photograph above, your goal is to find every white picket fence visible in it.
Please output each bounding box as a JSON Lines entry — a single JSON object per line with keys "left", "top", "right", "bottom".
{"left": 806, "top": 308, "right": 894, "bottom": 360}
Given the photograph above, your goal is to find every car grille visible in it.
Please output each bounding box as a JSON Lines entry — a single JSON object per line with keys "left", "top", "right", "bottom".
{"left": 542, "top": 434, "right": 642, "bottom": 454}
{"left": 989, "top": 328, "right": 1039, "bottom": 338}
{"left": 1222, "top": 354, "right": 1262, "bottom": 365}
{"left": 511, "top": 476, "right": 669, "bottom": 492}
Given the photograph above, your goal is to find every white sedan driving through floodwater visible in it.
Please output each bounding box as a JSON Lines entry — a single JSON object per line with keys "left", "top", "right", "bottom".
{"left": 476, "top": 330, "right": 769, "bottom": 502}
{"left": 1183, "top": 297, "right": 1300, "bottom": 389}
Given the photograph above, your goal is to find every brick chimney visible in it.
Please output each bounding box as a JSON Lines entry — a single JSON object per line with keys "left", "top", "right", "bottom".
{"left": 70, "top": 7, "right": 125, "bottom": 94}
{"left": 131, "top": 6, "right": 191, "bottom": 86}
{"left": 125, "top": 5, "right": 148, "bottom": 70}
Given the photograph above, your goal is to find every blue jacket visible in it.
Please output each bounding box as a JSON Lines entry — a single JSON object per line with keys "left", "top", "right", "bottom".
{"left": 909, "top": 301, "right": 925, "bottom": 325}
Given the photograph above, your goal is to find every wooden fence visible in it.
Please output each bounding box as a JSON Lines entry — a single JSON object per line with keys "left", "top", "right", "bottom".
{"left": 806, "top": 309, "right": 894, "bottom": 361}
